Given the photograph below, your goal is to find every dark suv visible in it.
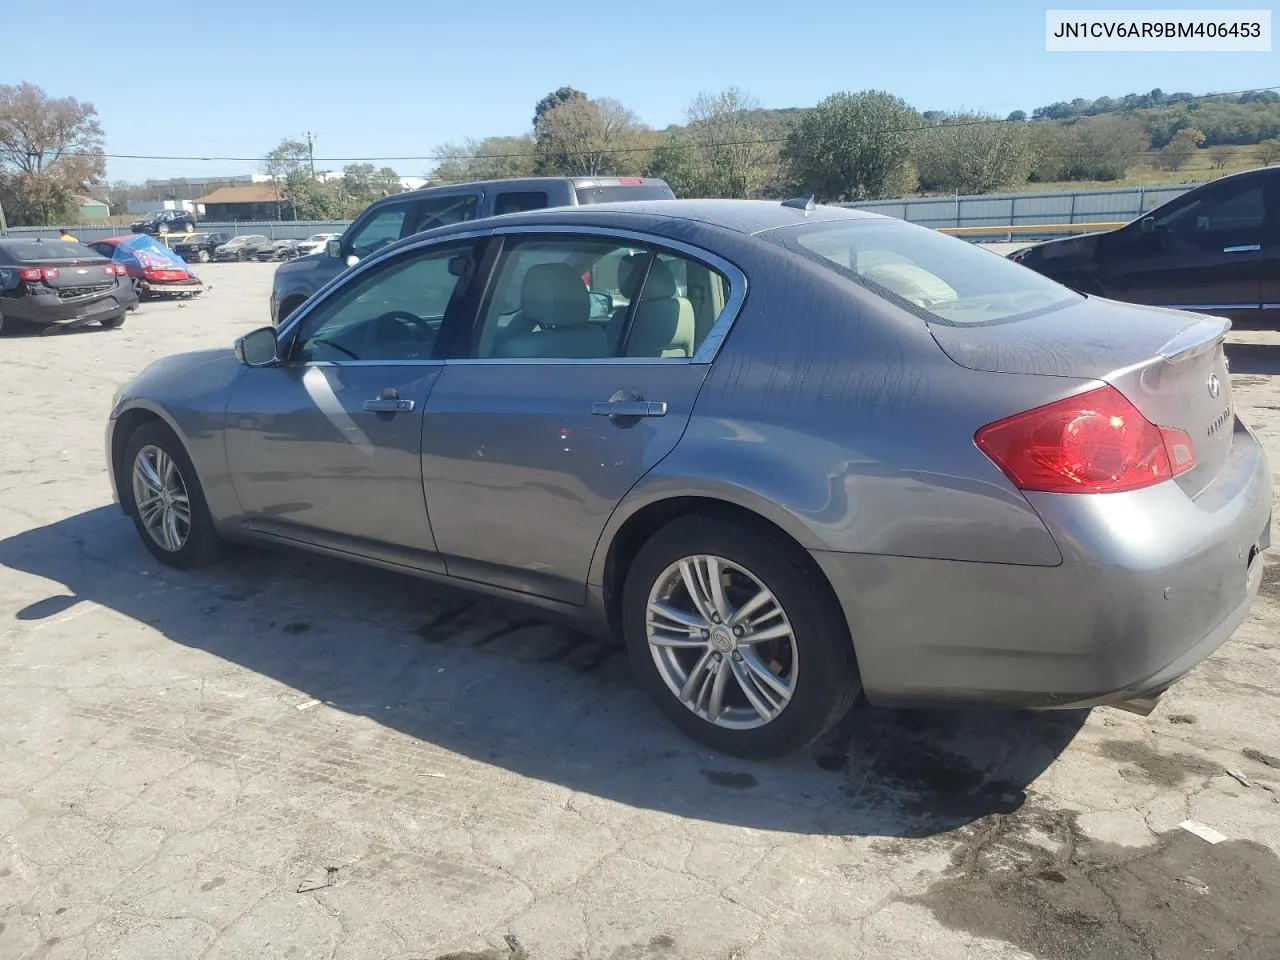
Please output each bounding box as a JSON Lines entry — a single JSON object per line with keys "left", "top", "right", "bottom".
{"left": 0, "top": 238, "right": 138, "bottom": 333}
{"left": 1010, "top": 165, "right": 1280, "bottom": 325}
{"left": 174, "top": 232, "right": 232, "bottom": 263}
{"left": 269, "top": 176, "right": 675, "bottom": 324}
{"left": 130, "top": 209, "right": 198, "bottom": 235}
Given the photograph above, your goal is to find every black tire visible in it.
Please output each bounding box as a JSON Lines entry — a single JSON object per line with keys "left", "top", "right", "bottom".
{"left": 237, "top": 250, "right": 248, "bottom": 262}
{"left": 621, "top": 515, "right": 860, "bottom": 759}
{"left": 157, "top": 222, "right": 170, "bottom": 235}
{"left": 183, "top": 222, "right": 194, "bottom": 234}
{"left": 121, "top": 420, "right": 227, "bottom": 569}
{"left": 100, "top": 313, "right": 125, "bottom": 330}
{"left": 197, "top": 249, "right": 210, "bottom": 263}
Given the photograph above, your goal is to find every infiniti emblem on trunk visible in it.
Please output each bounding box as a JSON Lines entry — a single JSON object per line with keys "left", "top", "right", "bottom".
{"left": 1206, "top": 373, "right": 1221, "bottom": 399}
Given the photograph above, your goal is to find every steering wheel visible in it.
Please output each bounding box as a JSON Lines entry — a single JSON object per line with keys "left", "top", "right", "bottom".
{"left": 363, "top": 310, "right": 435, "bottom": 355}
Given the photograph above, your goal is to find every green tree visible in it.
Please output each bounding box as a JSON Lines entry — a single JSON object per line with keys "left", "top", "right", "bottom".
{"left": 1032, "top": 115, "right": 1148, "bottom": 182}
{"left": 1259, "top": 138, "right": 1280, "bottom": 165}
{"left": 429, "top": 135, "right": 536, "bottom": 183}
{"left": 533, "top": 97, "right": 649, "bottom": 176}
{"left": 0, "top": 83, "right": 105, "bottom": 225}
{"left": 261, "top": 138, "right": 345, "bottom": 219}
{"left": 1155, "top": 127, "right": 1205, "bottom": 171}
{"left": 1208, "top": 146, "right": 1233, "bottom": 169}
{"left": 533, "top": 86, "right": 587, "bottom": 133}
{"left": 781, "top": 90, "right": 920, "bottom": 201}
{"left": 914, "top": 112, "right": 1037, "bottom": 194}
{"left": 647, "top": 88, "right": 776, "bottom": 198}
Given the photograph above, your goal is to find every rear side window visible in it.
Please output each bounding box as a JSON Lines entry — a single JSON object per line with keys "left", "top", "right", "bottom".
{"left": 414, "top": 194, "right": 479, "bottom": 233}
{"left": 348, "top": 207, "right": 409, "bottom": 258}
{"left": 776, "top": 218, "right": 1079, "bottom": 327}
{"left": 494, "top": 191, "right": 549, "bottom": 216}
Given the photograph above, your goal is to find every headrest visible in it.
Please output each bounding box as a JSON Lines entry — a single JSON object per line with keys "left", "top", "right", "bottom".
{"left": 640, "top": 259, "right": 678, "bottom": 299}
{"left": 618, "top": 253, "right": 649, "bottom": 300}
{"left": 520, "top": 262, "right": 589, "bottom": 328}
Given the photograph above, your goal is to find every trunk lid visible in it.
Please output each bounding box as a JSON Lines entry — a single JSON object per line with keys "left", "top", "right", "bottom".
{"left": 930, "top": 296, "right": 1234, "bottom": 496}
{"left": 29, "top": 258, "right": 118, "bottom": 295}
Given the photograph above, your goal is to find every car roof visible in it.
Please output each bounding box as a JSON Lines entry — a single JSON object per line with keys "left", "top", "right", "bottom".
{"left": 454, "top": 198, "right": 884, "bottom": 236}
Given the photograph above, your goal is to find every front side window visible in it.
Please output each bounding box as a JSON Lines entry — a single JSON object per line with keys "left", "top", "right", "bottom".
{"left": 1155, "top": 184, "right": 1265, "bottom": 240}
{"left": 291, "top": 242, "right": 477, "bottom": 363}
{"left": 347, "top": 206, "right": 408, "bottom": 259}
{"left": 776, "top": 218, "right": 1080, "bottom": 326}
{"left": 413, "top": 194, "right": 479, "bottom": 234}
{"left": 470, "top": 235, "right": 730, "bottom": 360}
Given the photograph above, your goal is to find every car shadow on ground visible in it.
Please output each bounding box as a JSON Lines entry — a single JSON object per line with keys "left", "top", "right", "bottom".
{"left": 0, "top": 506, "right": 1087, "bottom": 839}
{"left": 1225, "top": 340, "right": 1280, "bottom": 376}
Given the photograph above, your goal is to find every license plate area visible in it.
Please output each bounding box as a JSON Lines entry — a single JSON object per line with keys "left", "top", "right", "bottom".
{"left": 76, "top": 299, "right": 112, "bottom": 318}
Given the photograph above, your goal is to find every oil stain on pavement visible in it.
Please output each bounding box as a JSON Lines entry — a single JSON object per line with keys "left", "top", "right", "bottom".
{"left": 914, "top": 802, "right": 1280, "bottom": 959}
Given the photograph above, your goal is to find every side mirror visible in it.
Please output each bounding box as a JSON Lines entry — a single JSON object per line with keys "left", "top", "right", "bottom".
{"left": 326, "top": 239, "right": 343, "bottom": 259}
{"left": 1139, "top": 216, "right": 1156, "bottom": 235}
{"left": 234, "top": 326, "right": 279, "bottom": 367}
{"left": 588, "top": 290, "right": 614, "bottom": 319}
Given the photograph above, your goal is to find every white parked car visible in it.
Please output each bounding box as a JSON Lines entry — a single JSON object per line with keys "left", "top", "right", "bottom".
{"left": 295, "top": 233, "right": 341, "bottom": 257}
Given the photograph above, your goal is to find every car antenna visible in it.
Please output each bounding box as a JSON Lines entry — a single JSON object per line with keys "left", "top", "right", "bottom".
{"left": 781, "top": 195, "right": 815, "bottom": 213}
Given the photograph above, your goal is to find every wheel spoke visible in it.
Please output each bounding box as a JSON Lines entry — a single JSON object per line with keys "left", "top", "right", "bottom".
{"left": 728, "top": 587, "right": 773, "bottom": 628}
{"left": 135, "top": 455, "right": 164, "bottom": 493}
{"left": 741, "top": 648, "right": 792, "bottom": 700}
{"left": 707, "top": 654, "right": 731, "bottom": 721}
{"left": 678, "top": 560, "right": 717, "bottom": 624}
{"left": 163, "top": 508, "right": 181, "bottom": 551}
{"left": 742, "top": 621, "right": 793, "bottom": 644}
{"left": 701, "top": 556, "right": 730, "bottom": 620}
{"left": 648, "top": 600, "right": 707, "bottom": 632}
{"left": 679, "top": 649, "right": 715, "bottom": 704}
{"left": 730, "top": 657, "right": 779, "bottom": 720}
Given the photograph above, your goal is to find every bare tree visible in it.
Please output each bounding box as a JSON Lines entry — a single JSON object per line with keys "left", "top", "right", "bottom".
{"left": 914, "top": 112, "right": 1037, "bottom": 195}
{"left": 429, "top": 135, "right": 536, "bottom": 183}
{"left": 649, "top": 88, "right": 777, "bottom": 198}
{"left": 0, "top": 83, "right": 105, "bottom": 224}
{"left": 534, "top": 98, "right": 648, "bottom": 176}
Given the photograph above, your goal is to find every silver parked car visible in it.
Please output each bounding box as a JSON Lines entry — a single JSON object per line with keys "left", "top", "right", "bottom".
{"left": 106, "top": 200, "right": 1273, "bottom": 758}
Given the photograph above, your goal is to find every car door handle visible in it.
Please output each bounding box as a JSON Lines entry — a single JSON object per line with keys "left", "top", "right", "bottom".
{"left": 1223, "top": 244, "right": 1261, "bottom": 253}
{"left": 363, "top": 398, "right": 415, "bottom": 413}
{"left": 591, "top": 400, "right": 667, "bottom": 418}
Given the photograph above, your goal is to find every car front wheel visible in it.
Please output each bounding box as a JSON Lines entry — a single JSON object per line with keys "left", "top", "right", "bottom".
{"left": 622, "top": 515, "right": 860, "bottom": 759}
{"left": 157, "top": 223, "right": 170, "bottom": 234}
{"left": 123, "top": 421, "right": 226, "bottom": 569}
{"left": 197, "top": 249, "right": 210, "bottom": 263}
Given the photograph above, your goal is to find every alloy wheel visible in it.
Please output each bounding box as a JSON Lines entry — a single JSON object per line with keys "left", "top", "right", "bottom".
{"left": 646, "top": 554, "right": 798, "bottom": 730}
{"left": 131, "top": 444, "right": 192, "bottom": 553}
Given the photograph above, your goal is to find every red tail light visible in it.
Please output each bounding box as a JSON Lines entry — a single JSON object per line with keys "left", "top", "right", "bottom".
{"left": 975, "top": 385, "right": 1196, "bottom": 494}
{"left": 112, "top": 264, "right": 129, "bottom": 276}
{"left": 17, "top": 266, "right": 60, "bottom": 281}
{"left": 618, "top": 177, "right": 644, "bottom": 184}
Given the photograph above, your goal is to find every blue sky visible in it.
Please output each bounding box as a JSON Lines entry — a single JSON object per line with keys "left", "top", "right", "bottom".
{"left": 8, "top": 0, "right": 1276, "bottom": 182}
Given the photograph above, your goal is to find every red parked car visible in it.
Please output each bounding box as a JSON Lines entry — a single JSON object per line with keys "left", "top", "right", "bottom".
{"left": 88, "top": 235, "right": 205, "bottom": 299}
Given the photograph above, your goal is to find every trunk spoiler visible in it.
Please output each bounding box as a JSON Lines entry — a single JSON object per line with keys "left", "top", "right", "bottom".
{"left": 1159, "top": 316, "right": 1231, "bottom": 364}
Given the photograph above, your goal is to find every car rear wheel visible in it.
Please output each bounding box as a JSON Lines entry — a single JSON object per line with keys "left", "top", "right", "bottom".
{"left": 621, "top": 515, "right": 860, "bottom": 759}
{"left": 237, "top": 250, "right": 248, "bottom": 262}
{"left": 183, "top": 222, "right": 194, "bottom": 234}
{"left": 197, "top": 249, "right": 210, "bottom": 263}
{"left": 100, "top": 313, "right": 125, "bottom": 330}
{"left": 123, "top": 421, "right": 227, "bottom": 569}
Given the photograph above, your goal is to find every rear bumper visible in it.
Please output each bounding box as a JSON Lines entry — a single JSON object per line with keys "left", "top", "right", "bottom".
{"left": 141, "top": 279, "right": 203, "bottom": 296}
{"left": 813, "top": 418, "right": 1273, "bottom": 710}
{"left": 1, "top": 289, "right": 134, "bottom": 325}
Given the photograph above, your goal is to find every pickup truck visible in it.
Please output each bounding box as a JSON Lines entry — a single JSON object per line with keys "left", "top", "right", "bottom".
{"left": 269, "top": 175, "right": 674, "bottom": 325}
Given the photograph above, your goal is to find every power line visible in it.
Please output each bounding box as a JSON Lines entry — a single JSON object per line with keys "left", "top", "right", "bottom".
{"left": 55, "top": 84, "right": 1280, "bottom": 166}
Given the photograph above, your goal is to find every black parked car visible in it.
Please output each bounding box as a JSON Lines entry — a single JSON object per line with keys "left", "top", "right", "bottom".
{"left": 1010, "top": 165, "right": 1280, "bottom": 325}
{"left": 130, "top": 209, "right": 198, "bottom": 236}
{"left": 0, "top": 238, "right": 137, "bottom": 334}
{"left": 174, "top": 232, "right": 232, "bottom": 263}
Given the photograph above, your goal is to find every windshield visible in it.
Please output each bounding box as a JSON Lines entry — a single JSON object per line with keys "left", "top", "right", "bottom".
{"left": 574, "top": 184, "right": 674, "bottom": 204}
{"left": 775, "top": 217, "right": 1080, "bottom": 326}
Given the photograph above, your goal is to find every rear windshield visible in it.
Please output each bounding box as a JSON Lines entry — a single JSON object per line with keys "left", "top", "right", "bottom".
{"left": 774, "top": 218, "right": 1079, "bottom": 326}
{"left": 574, "top": 184, "right": 674, "bottom": 204}
{"left": 0, "top": 240, "right": 102, "bottom": 262}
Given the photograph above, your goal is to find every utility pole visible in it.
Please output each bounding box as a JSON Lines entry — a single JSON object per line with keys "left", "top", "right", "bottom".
{"left": 305, "top": 131, "right": 317, "bottom": 178}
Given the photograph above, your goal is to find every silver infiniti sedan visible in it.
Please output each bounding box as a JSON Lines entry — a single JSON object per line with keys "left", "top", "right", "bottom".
{"left": 106, "top": 199, "right": 1273, "bottom": 759}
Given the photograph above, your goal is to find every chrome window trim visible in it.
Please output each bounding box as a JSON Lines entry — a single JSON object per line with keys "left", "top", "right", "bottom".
{"left": 455, "top": 224, "right": 748, "bottom": 366}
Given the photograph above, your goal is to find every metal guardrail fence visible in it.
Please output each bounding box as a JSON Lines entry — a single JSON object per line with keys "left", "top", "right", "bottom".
{"left": 842, "top": 183, "right": 1194, "bottom": 235}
